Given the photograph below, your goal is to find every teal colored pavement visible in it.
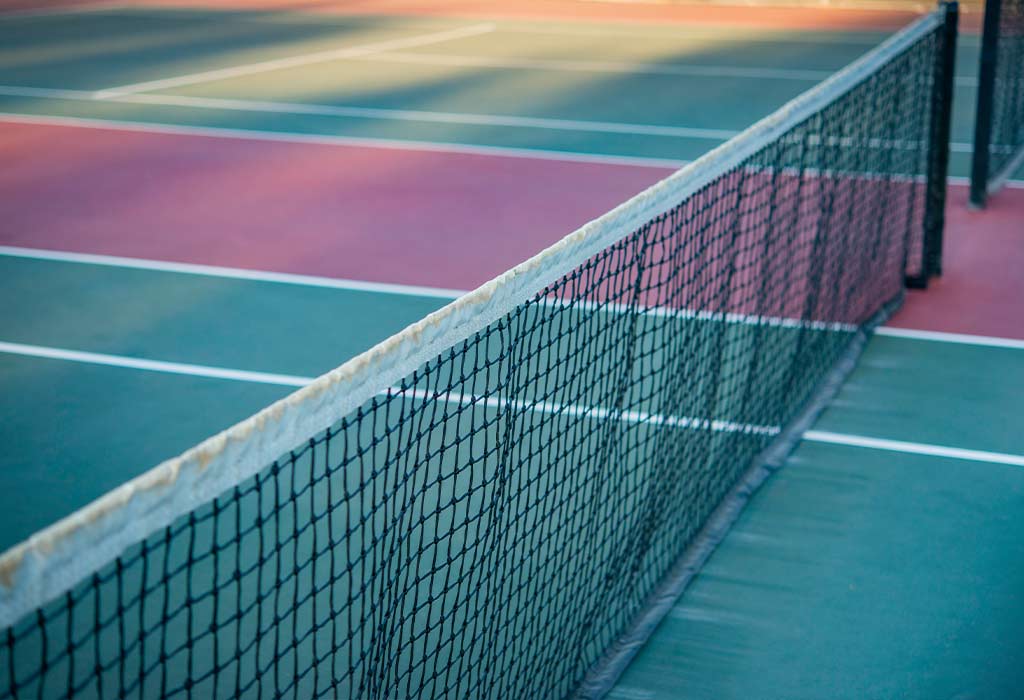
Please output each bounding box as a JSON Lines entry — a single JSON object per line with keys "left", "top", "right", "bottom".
{"left": 1, "top": 4, "right": 1023, "bottom": 698}
{"left": 813, "top": 335, "right": 1024, "bottom": 454}
{"left": 0, "top": 7, "right": 1015, "bottom": 177}
{"left": 0, "top": 256, "right": 448, "bottom": 552}
{"left": 608, "top": 334, "right": 1024, "bottom": 699}
{"left": 0, "top": 355, "right": 291, "bottom": 557}
{"left": 1, "top": 4, "right": 998, "bottom": 553}
{"left": 0, "top": 256, "right": 448, "bottom": 378}
{"left": 609, "top": 442, "right": 1024, "bottom": 699}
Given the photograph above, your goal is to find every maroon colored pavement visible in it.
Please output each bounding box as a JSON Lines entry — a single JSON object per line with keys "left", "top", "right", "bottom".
{"left": 889, "top": 184, "right": 1024, "bottom": 341}
{"left": 3, "top": 120, "right": 1020, "bottom": 340}
{"left": 0, "top": 121, "right": 670, "bottom": 291}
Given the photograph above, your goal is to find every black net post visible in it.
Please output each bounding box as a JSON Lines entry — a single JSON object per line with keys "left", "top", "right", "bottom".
{"left": 970, "top": 0, "right": 1003, "bottom": 208}
{"left": 908, "top": 0, "right": 958, "bottom": 288}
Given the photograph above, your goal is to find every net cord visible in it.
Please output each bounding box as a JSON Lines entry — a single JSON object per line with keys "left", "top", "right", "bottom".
{"left": 0, "top": 10, "right": 942, "bottom": 631}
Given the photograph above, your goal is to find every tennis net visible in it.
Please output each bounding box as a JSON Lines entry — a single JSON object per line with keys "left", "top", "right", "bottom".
{"left": 970, "top": 0, "right": 1024, "bottom": 206}
{"left": 1, "top": 7, "right": 957, "bottom": 700}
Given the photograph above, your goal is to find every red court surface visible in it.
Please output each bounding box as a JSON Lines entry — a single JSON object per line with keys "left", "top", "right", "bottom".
{"left": 0, "top": 121, "right": 669, "bottom": 290}
{"left": 3, "top": 119, "right": 1021, "bottom": 337}
{"left": 891, "top": 184, "right": 1024, "bottom": 341}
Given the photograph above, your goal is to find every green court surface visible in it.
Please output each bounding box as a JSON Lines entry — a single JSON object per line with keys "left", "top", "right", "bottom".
{"left": 0, "top": 254, "right": 857, "bottom": 554}
{"left": 0, "top": 355, "right": 292, "bottom": 553}
{"left": 0, "top": 6, "right": 1017, "bottom": 178}
{"left": 610, "top": 335, "right": 1024, "bottom": 699}
{"left": 0, "top": 256, "right": 449, "bottom": 378}
{"left": 0, "top": 256, "right": 449, "bottom": 550}
{"left": 813, "top": 335, "right": 1024, "bottom": 453}
{"left": 1, "top": 4, "right": 1023, "bottom": 699}
{"left": 4, "top": 258, "right": 1022, "bottom": 699}
{"left": 610, "top": 444, "right": 1024, "bottom": 699}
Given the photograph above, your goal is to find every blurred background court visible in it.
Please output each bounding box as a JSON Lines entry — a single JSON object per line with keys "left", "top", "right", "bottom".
{"left": 0, "top": 1, "right": 1021, "bottom": 698}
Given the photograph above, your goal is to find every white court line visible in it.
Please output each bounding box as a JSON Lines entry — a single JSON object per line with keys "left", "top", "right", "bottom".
{"left": 0, "top": 245, "right": 857, "bottom": 334}
{"left": 400, "top": 387, "right": 782, "bottom": 436}
{"left": 804, "top": 431, "right": 1024, "bottom": 467}
{"left": 0, "top": 341, "right": 312, "bottom": 387}
{"left": 366, "top": 51, "right": 982, "bottom": 89}
{"left": 0, "top": 246, "right": 466, "bottom": 299}
{"left": 496, "top": 23, "right": 889, "bottom": 45}
{"left": 947, "top": 175, "right": 1024, "bottom": 189}
{"left": 0, "top": 86, "right": 981, "bottom": 154}
{"left": 0, "top": 85, "right": 739, "bottom": 141}
{"left": 360, "top": 51, "right": 835, "bottom": 81}
{"left": 1, "top": 97, "right": 1018, "bottom": 181}
{"left": 951, "top": 140, "right": 1020, "bottom": 155}
{"left": 3, "top": 341, "right": 1018, "bottom": 468}
{"left": 0, "top": 112, "right": 688, "bottom": 169}
{"left": 0, "top": 341, "right": 780, "bottom": 437}
{"left": 92, "top": 23, "right": 497, "bottom": 98}
{"left": 876, "top": 327, "right": 1024, "bottom": 350}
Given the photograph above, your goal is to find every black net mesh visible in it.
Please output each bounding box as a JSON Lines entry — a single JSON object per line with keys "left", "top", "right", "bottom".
{"left": 1, "top": 13, "right": 955, "bottom": 700}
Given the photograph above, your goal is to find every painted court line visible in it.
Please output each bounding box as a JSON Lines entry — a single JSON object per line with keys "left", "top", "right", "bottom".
{"left": 5, "top": 106, "right": 1016, "bottom": 183}
{"left": 360, "top": 51, "right": 835, "bottom": 82}
{"left": 93, "top": 23, "right": 496, "bottom": 98}
{"left": 951, "top": 140, "right": 1019, "bottom": 155}
{"left": 0, "top": 341, "right": 776, "bottom": 435}
{"left": 0, "top": 112, "right": 688, "bottom": 169}
{"left": 401, "top": 387, "right": 782, "bottom": 437}
{"left": 947, "top": 174, "right": 1024, "bottom": 189}
{"left": 0, "top": 85, "right": 739, "bottom": 142}
{"left": 804, "top": 431, "right": 1024, "bottom": 468}
{"left": 0, "top": 246, "right": 856, "bottom": 334}
{"left": 0, "top": 246, "right": 466, "bottom": 299}
{"left": 496, "top": 24, "right": 888, "bottom": 45}
{"left": 0, "top": 87, "right": 980, "bottom": 154}
{"left": 366, "top": 52, "right": 981, "bottom": 88}
{"left": 4, "top": 247, "right": 858, "bottom": 346}
{"left": 3, "top": 341, "right": 1018, "bottom": 468}
{"left": 1, "top": 246, "right": 855, "bottom": 334}
{"left": 0, "top": 341, "right": 311, "bottom": 387}
{"left": 876, "top": 327, "right": 1024, "bottom": 350}
{"left": 0, "top": 87, "right": 1017, "bottom": 174}
{"left": 0, "top": 341, "right": 779, "bottom": 437}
